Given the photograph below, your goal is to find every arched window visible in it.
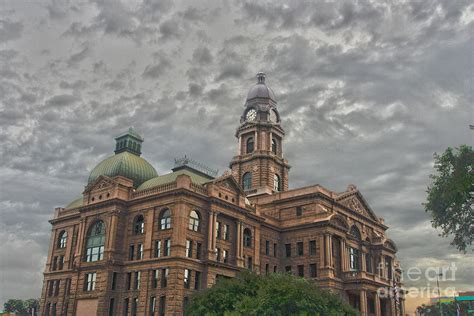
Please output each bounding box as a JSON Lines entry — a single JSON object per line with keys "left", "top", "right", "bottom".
{"left": 85, "top": 221, "right": 105, "bottom": 262}
{"left": 134, "top": 215, "right": 145, "bottom": 235}
{"left": 242, "top": 172, "right": 252, "bottom": 190}
{"left": 349, "top": 225, "right": 361, "bottom": 240}
{"left": 271, "top": 138, "right": 277, "bottom": 154}
{"left": 246, "top": 137, "right": 254, "bottom": 154}
{"left": 160, "top": 209, "right": 171, "bottom": 230}
{"left": 273, "top": 174, "right": 280, "bottom": 192}
{"left": 57, "top": 230, "right": 67, "bottom": 249}
{"left": 189, "top": 210, "right": 200, "bottom": 231}
{"left": 243, "top": 228, "right": 252, "bottom": 247}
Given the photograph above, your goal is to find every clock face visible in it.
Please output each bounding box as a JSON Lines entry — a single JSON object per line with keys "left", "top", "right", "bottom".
{"left": 269, "top": 109, "right": 278, "bottom": 123}
{"left": 246, "top": 109, "right": 257, "bottom": 121}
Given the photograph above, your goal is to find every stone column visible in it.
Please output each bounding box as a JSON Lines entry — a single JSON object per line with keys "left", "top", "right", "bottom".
{"left": 238, "top": 136, "right": 242, "bottom": 155}
{"left": 207, "top": 211, "right": 215, "bottom": 260}
{"left": 341, "top": 239, "right": 347, "bottom": 271}
{"left": 389, "top": 297, "right": 396, "bottom": 316}
{"left": 74, "top": 218, "right": 87, "bottom": 264}
{"left": 375, "top": 292, "right": 381, "bottom": 316}
{"left": 361, "top": 252, "right": 367, "bottom": 272}
{"left": 143, "top": 210, "right": 154, "bottom": 259}
{"left": 255, "top": 130, "right": 258, "bottom": 150}
{"left": 325, "top": 234, "right": 332, "bottom": 268}
{"left": 106, "top": 212, "right": 119, "bottom": 259}
{"left": 359, "top": 290, "right": 368, "bottom": 316}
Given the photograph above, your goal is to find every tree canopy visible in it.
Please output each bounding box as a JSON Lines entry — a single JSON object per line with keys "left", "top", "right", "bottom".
{"left": 416, "top": 302, "right": 458, "bottom": 316}
{"left": 185, "top": 272, "right": 357, "bottom": 316}
{"left": 424, "top": 145, "right": 474, "bottom": 252}
{"left": 3, "top": 298, "right": 39, "bottom": 315}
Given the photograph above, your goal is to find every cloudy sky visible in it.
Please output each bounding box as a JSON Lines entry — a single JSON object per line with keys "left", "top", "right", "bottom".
{"left": 0, "top": 0, "right": 472, "bottom": 312}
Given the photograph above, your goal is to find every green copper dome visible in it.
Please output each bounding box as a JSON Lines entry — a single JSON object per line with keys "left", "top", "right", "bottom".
{"left": 87, "top": 128, "right": 158, "bottom": 187}
{"left": 88, "top": 151, "right": 158, "bottom": 187}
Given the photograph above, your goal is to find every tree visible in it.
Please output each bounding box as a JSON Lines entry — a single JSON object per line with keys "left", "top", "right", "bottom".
{"left": 424, "top": 145, "right": 474, "bottom": 252}
{"left": 416, "top": 302, "right": 458, "bottom": 315}
{"left": 185, "top": 272, "right": 357, "bottom": 316}
{"left": 3, "top": 298, "right": 39, "bottom": 316}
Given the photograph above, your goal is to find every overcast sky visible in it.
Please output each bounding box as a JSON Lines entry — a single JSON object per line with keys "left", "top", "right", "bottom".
{"left": 0, "top": 0, "right": 472, "bottom": 312}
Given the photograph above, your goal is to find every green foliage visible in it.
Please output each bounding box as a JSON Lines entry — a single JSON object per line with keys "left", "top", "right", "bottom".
{"left": 416, "top": 302, "right": 458, "bottom": 316}
{"left": 3, "top": 298, "right": 39, "bottom": 315}
{"left": 424, "top": 145, "right": 474, "bottom": 252}
{"left": 185, "top": 272, "right": 357, "bottom": 316}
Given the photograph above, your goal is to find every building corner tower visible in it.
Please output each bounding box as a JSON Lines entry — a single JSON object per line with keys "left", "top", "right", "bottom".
{"left": 230, "top": 73, "right": 290, "bottom": 197}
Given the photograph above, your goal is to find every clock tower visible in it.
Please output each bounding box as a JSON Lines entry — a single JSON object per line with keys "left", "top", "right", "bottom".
{"left": 230, "top": 73, "right": 290, "bottom": 196}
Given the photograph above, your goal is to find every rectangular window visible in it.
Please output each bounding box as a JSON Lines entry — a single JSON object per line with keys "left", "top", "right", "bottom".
{"left": 161, "top": 268, "right": 168, "bottom": 288}
{"left": 48, "top": 280, "right": 54, "bottom": 296}
{"left": 349, "top": 248, "right": 360, "bottom": 271}
{"left": 309, "top": 240, "right": 316, "bottom": 256}
{"left": 184, "top": 269, "right": 191, "bottom": 289}
{"left": 296, "top": 206, "right": 302, "bottom": 216}
{"left": 386, "top": 256, "right": 393, "bottom": 279}
{"left": 123, "top": 298, "right": 129, "bottom": 316}
{"left": 111, "top": 272, "right": 118, "bottom": 290}
{"left": 137, "top": 243, "right": 143, "bottom": 260}
{"left": 366, "top": 253, "right": 373, "bottom": 273}
{"left": 134, "top": 271, "right": 141, "bottom": 290}
{"left": 224, "top": 224, "right": 230, "bottom": 240}
{"left": 51, "top": 303, "right": 56, "bottom": 316}
{"left": 149, "top": 297, "right": 156, "bottom": 316}
{"left": 285, "top": 243, "right": 291, "bottom": 257}
{"left": 273, "top": 265, "right": 277, "bottom": 273}
{"left": 265, "top": 240, "right": 270, "bottom": 255}
{"left": 285, "top": 265, "right": 292, "bottom": 273}
{"left": 186, "top": 240, "right": 192, "bottom": 258}
{"left": 216, "top": 248, "right": 221, "bottom": 262}
{"left": 310, "top": 263, "right": 317, "bottom": 278}
{"left": 131, "top": 298, "right": 138, "bottom": 316}
{"left": 159, "top": 296, "right": 166, "bottom": 316}
{"left": 265, "top": 263, "right": 269, "bottom": 273}
{"left": 247, "top": 256, "right": 252, "bottom": 270}
{"left": 126, "top": 272, "right": 132, "bottom": 290}
{"left": 129, "top": 245, "right": 135, "bottom": 260}
{"left": 297, "top": 265, "right": 304, "bottom": 277}
{"left": 194, "top": 271, "right": 201, "bottom": 290}
{"left": 273, "top": 243, "right": 277, "bottom": 257}
{"left": 58, "top": 256, "right": 64, "bottom": 270}
{"left": 154, "top": 240, "right": 161, "bottom": 258}
{"left": 216, "top": 222, "right": 221, "bottom": 239}
{"left": 297, "top": 241, "right": 304, "bottom": 256}
{"left": 108, "top": 298, "right": 115, "bottom": 316}
{"left": 84, "top": 273, "right": 96, "bottom": 291}
{"left": 223, "top": 250, "right": 228, "bottom": 263}
{"left": 46, "top": 303, "right": 50, "bottom": 316}
{"left": 86, "top": 245, "right": 104, "bottom": 262}
{"left": 54, "top": 280, "right": 60, "bottom": 296}
{"left": 196, "top": 242, "right": 202, "bottom": 259}
{"left": 52, "top": 256, "right": 58, "bottom": 271}
{"left": 164, "top": 239, "right": 171, "bottom": 256}
{"left": 152, "top": 269, "right": 159, "bottom": 288}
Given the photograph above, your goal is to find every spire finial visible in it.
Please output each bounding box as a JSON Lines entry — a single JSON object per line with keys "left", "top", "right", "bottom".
{"left": 257, "top": 72, "right": 266, "bottom": 84}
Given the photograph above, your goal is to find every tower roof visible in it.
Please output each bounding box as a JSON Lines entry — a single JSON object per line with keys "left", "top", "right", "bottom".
{"left": 246, "top": 72, "right": 276, "bottom": 102}
{"left": 87, "top": 128, "right": 158, "bottom": 187}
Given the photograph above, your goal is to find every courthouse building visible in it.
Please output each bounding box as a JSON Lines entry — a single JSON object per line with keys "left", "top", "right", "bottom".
{"left": 40, "top": 73, "right": 405, "bottom": 316}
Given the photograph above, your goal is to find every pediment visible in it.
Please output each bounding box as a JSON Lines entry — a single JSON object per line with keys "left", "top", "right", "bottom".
{"left": 336, "top": 191, "right": 379, "bottom": 222}
{"left": 212, "top": 174, "right": 244, "bottom": 195}
{"left": 84, "top": 175, "right": 116, "bottom": 193}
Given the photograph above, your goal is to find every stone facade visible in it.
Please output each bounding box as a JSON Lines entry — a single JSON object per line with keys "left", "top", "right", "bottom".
{"left": 40, "top": 73, "right": 405, "bottom": 316}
